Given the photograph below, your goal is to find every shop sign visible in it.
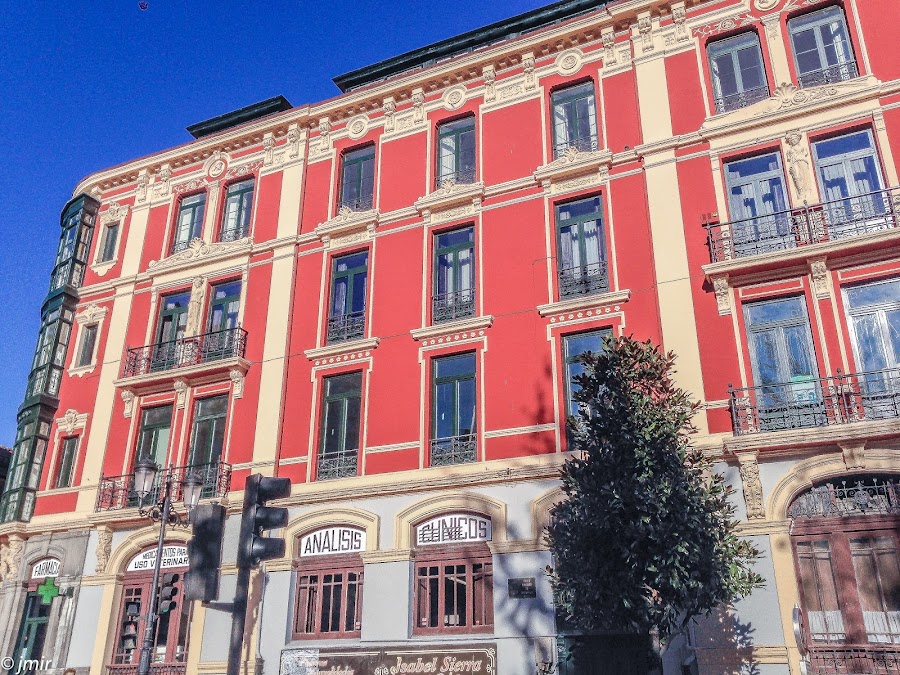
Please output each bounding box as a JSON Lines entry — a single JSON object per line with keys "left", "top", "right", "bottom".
{"left": 300, "top": 526, "right": 366, "bottom": 557}
{"left": 280, "top": 644, "right": 497, "bottom": 675}
{"left": 30, "top": 557, "right": 61, "bottom": 579}
{"left": 415, "top": 514, "right": 491, "bottom": 546}
{"left": 126, "top": 545, "right": 188, "bottom": 572}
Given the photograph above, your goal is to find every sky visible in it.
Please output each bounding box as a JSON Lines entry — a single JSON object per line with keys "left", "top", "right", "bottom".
{"left": 0, "top": 0, "right": 550, "bottom": 446}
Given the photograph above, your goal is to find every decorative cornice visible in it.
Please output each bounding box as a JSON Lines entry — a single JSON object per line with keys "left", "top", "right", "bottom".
{"left": 305, "top": 337, "right": 380, "bottom": 362}
{"left": 725, "top": 418, "right": 900, "bottom": 455}
{"left": 538, "top": 289, "right": 630, "bottom": 318}
{"left": 410, "top": 315, "right": 494, "bottom": 341}
{"left": 414, "top": 181, "right": 485, "bottom": 224}
{"left": 147, "top": 236, "right": 253, "bottom": 273}
{"left": 314, "top": 207, "right": 379, "bottom": 246}
{"left": 534, "top": 147, "right": 613, "bottom": 190}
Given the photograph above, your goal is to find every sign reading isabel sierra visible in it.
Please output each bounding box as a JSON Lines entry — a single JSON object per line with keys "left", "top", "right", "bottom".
{"left": 415, "top": 514, "right": 491, "bottom": 546}
{"left": 31, "top": 557, "right": 61, "bottom": 579}
{"left": 280, "top": 645, "right": 496, "bottom": 675}
{"left": 300, "top": 526, "right": 366, "bottom": 557}
{"left": 126, "top": 546, "right": 189, "bottom": 572}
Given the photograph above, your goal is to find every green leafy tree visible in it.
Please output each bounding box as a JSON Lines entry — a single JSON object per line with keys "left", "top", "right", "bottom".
{"left": 547, "top": 336, "right": 763, "bottom": 647}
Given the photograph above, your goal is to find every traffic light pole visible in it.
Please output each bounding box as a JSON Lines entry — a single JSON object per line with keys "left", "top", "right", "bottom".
{"left": 137, "top": 474, "right": 172, "bottom": 675}
{"left": 226, "top": 562, "right": 251, "bottom": 675}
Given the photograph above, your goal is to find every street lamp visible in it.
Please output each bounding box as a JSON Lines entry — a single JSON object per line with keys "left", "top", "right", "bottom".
{"left": 134, "top": 461, "right": 201, "bottom": 675}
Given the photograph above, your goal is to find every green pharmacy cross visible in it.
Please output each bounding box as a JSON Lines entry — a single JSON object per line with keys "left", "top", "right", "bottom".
{"left": 37, "top": 576, "right": 60, "bottom": 604}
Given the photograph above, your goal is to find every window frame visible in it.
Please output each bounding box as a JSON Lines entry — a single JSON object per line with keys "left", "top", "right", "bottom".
{"left": 291, "top": 553, "right": 364, "bottom": 640}
{"left": 219, "top": 177, "right": 255, "bottom": 242}
{"left": 787, "top": 5, "right": 858, "bottom": 88}
{"left": 339, "top": 145, "right": 376, "bottom": 212}
{"left": 316, "top": 371, "right": 363, "bottom": 481}
{"left": 327, "top": 250, "right": 369, "bottom": 344}
{"left": 97, "top": 221, "right": 120, "bottom": 264}
{"left": 555, "top": 195, "right": 609, "bottom": 299}
{"left": 171, "top": 192, "right": 206, "bottom": 254}
{"left": 413, "top": 544, "right": 494, "bottom": 636}
{"left": 53, "top": 435, "right": 78, "bottom": 489}
{"left": 563, "top": 329, "right": 611, "bottom": 420}
{"left": 75, "top": 322, "right": 99, "bottom": 369}
{"left": 430, "top": 352, "right": 478, "bottom": 467}
{"left": 432, "top": 226, "right": 476, "bottom": 324}
{"left": 187, "top": 394, "right": 229, "bottom": 468}
{"left": 550, "top": 80, "right": 599, "bottom": 158}
{"left": 706, "top": 31, "right": 770, "bottom": 113}
{"left": 135, "top": 404, "right": 174, "bottom": 468}
{"left": 435, "top": 115, "right": 476, "bottom": 186}
{"left": 11, "top": 591, "right": 51, "bottom": 666}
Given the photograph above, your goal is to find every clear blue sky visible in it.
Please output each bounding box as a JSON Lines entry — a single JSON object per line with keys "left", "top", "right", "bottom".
{"left": 0, "top": 0, "right": 548, "bottom": 446}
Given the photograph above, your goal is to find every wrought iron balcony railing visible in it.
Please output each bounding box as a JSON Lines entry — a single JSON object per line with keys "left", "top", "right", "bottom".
{"left": 729, "top": 367, "right": 900, "bottom": 436}
{"left": 96, "top": 461, "right": 231, "bottom": 512}
{"left": 171, "top": 240, "right": 193, "bottom": 254}
{"left": 316, "top": 452, "right": 358, "bottom": 481}
{"left": 553, "top": 134, "right": 600, "bottom": 159}
{"left": 714, "top": 85, "right": 770, "bottom": 114}
{"left": 327, "top": 311, "right": 366, "bottom": 344}
{"left": 789, "top": 477, "right": 900, "bottom": 519}
{"left": 123, "top": 327, "right": 247, "bottom": 378}
{"left": 108, "top": 665, "right": 187, "bottom": 675}
{"left": 339, "top": 194, "right": 374, "bottom": 212}
{"left": 559, "top": 262, "right": 609, "bottom": 298}
{"left": 707, "top": 187, "right": 900, "bottom": 263}
{"left": 435, "top": 166, "right": 476, "bottom": 188}
{"left": 798, "top": 60, "right": 859, "bottom": 89}
{"left": 433, "top": 289, "right": 475, "bottom": 324}
{"left": 219, "top": 225, "right": 248, "bottom": 242}
{"left": 807, "top": 646, "right": 900, "bottom": 675}
{"left": 430, "top": 434, "right": 477, "bottom": 467}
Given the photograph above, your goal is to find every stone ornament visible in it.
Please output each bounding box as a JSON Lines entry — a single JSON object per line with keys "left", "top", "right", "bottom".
{"left": 637, "top": 14, "right": 654, "bottom": 52}
{"left": 347, "top": 114, "right": 371, "bottom": 139}
{"left": 555, "top": 48, "right": 584, "bottom": 76}
{"left": 483, "top": 66, "right": 496, "bottom": 102}
{"left": 412, "top": 88, "right": 425, "bottom": 123}
{"left": 0, "top": 537, "right": 24, "bottom": 581}
{"left": 755, "top": 0, "right": 780, "bottom": 9}
{"left": 601, "top": 29, "right": 617, "bottom": 65}
{"left": 147, "top": 236, "right": 252, "bottom": 271}
{"left": 263, "top": 133, "right": 276, "bottom": 166}
{"left": 286, "top": 124, "right": 301, "bottom": 158}
{"left": 121, "top": 390, "right": 135, "bottom": 417}
{"left": 100, "top": 201, "right": 129, "bottom": 226}
{"left": 442, "top": 86, "right": 467, "bottom": 111}
{"left": 713, "top": 276, "right": 731, "bottom": 315}
{"left": 136, "top": 170, "right": 149, "bottom": 203}
{"left": 230, "top": 368, "right": 245, "bottom": 399}
{"left": 672, "top": 5, "right": 688, "bottom": 43}
{"left": 738, "top": 455, "right": 766, "bottom": 520}
{"left": 785, "top": 130, "right": 811, "bottom": 200}
{"left": 174, "top": 380, "right": 188, "bottom": 409}
{"left": 186, "top": 277, "right": 206, "bottom": 336}
{"left": 382, "top": 97, "right": 397, "bottom": 131}
{"left": 809, "top": 257, "right": 831, "bottom": 299}
{"left": 522, "top": 52, "right": 536, "bottom": 90}
{"left": 152, "top": 164, "right": 172, "bottom": 198}
{"left": 96, "top": 528, "right": 113, "bottom": 574}
{"left": 61, "top": 409, "right": 80, "bottom": 434}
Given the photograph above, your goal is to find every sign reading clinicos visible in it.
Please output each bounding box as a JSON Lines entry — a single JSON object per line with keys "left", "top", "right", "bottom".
{"left": 126, "top": 545, "right": 189, "bottom": 572}
{"left": 31, "top": 558, "right": 61, "bottom": 579}
{"left": 415, "top": 514, "right": 492, "bottom": 546}
{"left": 299, "top": 526, "right": 366, "bottom": 557}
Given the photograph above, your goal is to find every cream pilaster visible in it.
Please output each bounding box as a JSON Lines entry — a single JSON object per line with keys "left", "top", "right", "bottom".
{"left": 761, "top": 15, "right": 793, "bottom": 85}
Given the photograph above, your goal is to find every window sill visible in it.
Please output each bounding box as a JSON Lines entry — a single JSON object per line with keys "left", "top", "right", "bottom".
{"left": 147, "top": 236, "right": 253, "bottom": 273}
{"left": 410, "top": 315, "right": 493, "bottom": 341}
{"left": 537, "top": 289, "right": 630, "bottom": 317}
{"left": 113, "top": 355, "right": 251, "bottom": 392}
{"left": 724, "top": 417, "right": 900, "bottom": 455}
{"left": 90, "top": 258, "right": 118, "bottom": 277}
{"left": 415, "top": 181, "right": 485, "bottom": 224}
{"left": 314, "top": 208, "right": 380, "bottom": 246}
{"left": 534, "top": 147, "right": 612, "bottom": 192}
{"left": 304, "top": 337, "right": 380, "bottom": 361}
{"left": 68, "top": 364, "right": 97, "bottom": 378}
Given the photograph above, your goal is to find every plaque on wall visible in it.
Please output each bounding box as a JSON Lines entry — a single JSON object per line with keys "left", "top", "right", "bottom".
{"left": 280, "top": 644, "right": 497, "bottom": 675}
{"left": 507, "top": 577, "right": 537, "bottom": 598}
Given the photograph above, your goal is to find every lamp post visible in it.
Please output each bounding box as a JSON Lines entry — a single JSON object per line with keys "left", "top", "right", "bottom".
{"left": 134, "top": 458, "right": 203, "bottom": 675}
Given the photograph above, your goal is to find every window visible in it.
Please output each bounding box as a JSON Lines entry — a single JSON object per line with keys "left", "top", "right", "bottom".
{"left": 205, "top": 280, "right": 242, "bottom": 360}
{"left": 53, "top": 436, "right": 78, "bottom": 489}
{"left": 415, "top": 553, "right": 493, "bottom": 634}
{"left": 436, "top": 117, "right": 476, "bottom": 186}
{"left": 151, "top": 292, "right": 191, "bottom": 371}
{"left": 172, "top": 193, "right": 206, "bottom": 253}
{"left": 849, "top": 536, "right": 900, "bottom": 644}
{"left": 11, "top": 593, "right": 50, "bottom": 668}
{"left": 327, "top": 251, "right": 368, "bottom": 343}
{"left": 556, "top": 196, "right": 608, "bottom": 298}
{"left": 136, "top": 405, "right": 173, "bottom": 467}
{"left": 708, "top": 33, "right": 769, "bottom": 113}
{"left": 97, "top": 222, "right": 119, "bottom": 263}
{"left": 317, "top": 372, "right": 362, "bottom": 480}
{"left": 796, "top": 540, "right": 846, "bottom": 641}
{"left": 551, "top": 82, "right": 598, "bottom": 157}
{"left": 220, "top": 178, "right": 254, "bottom": 242}
{"left": 724, "top": 153, "right": 791, "bottom": 257}
{"left": 188, "top": 395, "right": 228, "bottom": 468}
{"left": 789, "top": 6, "right": 857, "bottom": 88}
{"left": 113, "top": 572, "right": 192, "bottom": 666}
{"left": 563, "top": 330, "right": 610, "bottom": 419}
{"left": 293, "top": 558, "right": 363, "bottom": 639}
{"left": 433, "top": 227, "right": 475, "bottom": 324}
{"left": 431, "top": 353, "right": 477, "bottom": 466}
{"left": 75, "top": 323, "right": 98, "bottom": 368}
{"left": 339, "top": 146, "right": 375, "bottom": 211}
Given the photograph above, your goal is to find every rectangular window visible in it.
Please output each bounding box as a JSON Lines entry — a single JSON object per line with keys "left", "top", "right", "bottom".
{"left": 188, "top": 395, "right": 228, "bottom": 468}
{"left": 152, "top": 292, "right": 191, "bottom": 371}
{"left": 339, "top": 146, "right": 375, "bottom": 211}
{"left": 431, "top": 353, "right": 477, "bottom": 466}
{"left": 551, "top": 82, "right": 598, "bottom": 157}
{"left": 436, "top": 117, "right": 476, "bottom": 186}
{"left": 136, "top": 405, "right": 173, "bottom": 467}
{"left": 76, "top": 323, "right": 98, "bottom": 368}
{"left": 53, "top": 436, "right": 78, "bottom": 489}
{"left": 708, "top": 32, "right": 769, "bottom": 113}
{"left": 294, "top": 566, "right": 363, "bottom": 638}
{"left": 433, "top": 227, "right": 475, "bottom": 324}
{"left": 113, "top": 578, "right": 192, "bottom": 665}
{"left": 724, "top": 153, "right": 791, "bottom": 257}
{"left": 849, "top": 536, "right": 900, "bottom": 644}
{"left": 12, "top": 592, "right": 51, "bottom": 666}
{"left": 563, "top": 330, "right": 610, "bottom": 419}
{"left": 98, "top": 222, "right": 119, "bottom": 263}
{"left": 205, "top": 281, "right": 242, "bottom": 361}
{"left": 556, "top": 196, "right": 608, "bottom": 298}
{"left": 328, "top": 251, "right": 368, "bottom": 343}
{"left": 318, "top": 372, "right": 362, "bottom": 480}
{"left": 415, "top": 557, "right": 493, "bottom": 633}
{"left": 789, "top": 6, "right": 857, "bottom": 88}
{"left": 172, "top": 193, "right": 206, "bottom": 253}
{"left": 796, "top": 540, "right": 846, "bottom": 642}
{"left": 220, "top": 178, "right": 254, "bottom": 242}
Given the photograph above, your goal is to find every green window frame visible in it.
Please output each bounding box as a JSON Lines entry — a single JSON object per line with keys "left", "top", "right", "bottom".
{"left": 76, "top": 323, "right": 98, "bottom": 368}
{"left": 207, "top": 281, "right": 241, "bottom": 334}
{"left": 317, "top": 372, "right": 363, "bottom": 480}
{"left": 135, "top": 405, "right": 173, "bottom": 467}
{"left": 328, "top": 251, "right": 369, "bottom": 343}
{"left": 563, "top": 329, "right": 611, "bottom": 419}
{"left": 436, "top": 116, "right": 476, "bottom": 186}
{"left": 220, "top": 178, "right": 254, "bottom": 242}
{"left": 98, "top": 221, "right": 119, "bottom": 263}
{"left": 551, "top": 81, "right": 598, "bottom": 158}
{"left": 53, "top": 436, "right": 78, "bottom": 489}
{"left": 339, "top": 145, "right": 375, "bottom": 211}
{"left": 188, "top": 395, "right": 228, "bottom": 468}
{"left": 431, "top": 353, "right": 477, "bottom": 466}
{"left": 433, "top": 227, "right": 475, "bottom": 324}
{"left": 556, "top": 196, "right": 608, "bottom": 298}
{"left": 172, "top": 193, "right": 206, "bottom": 253}
{"left": 12, "top": 592, "right": 51, "bottom": 666}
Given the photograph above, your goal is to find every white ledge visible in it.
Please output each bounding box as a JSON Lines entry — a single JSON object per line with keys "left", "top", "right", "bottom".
{"left": 304, "top": 337, "right": 380, "bottom": 360}
{"left": 314, "top": 207, "right": 380, "bottom": 242}
{"left": 537, "top": 289, "right": 631, "bottom": 317}
{"left": 410, "top": 315, "right": 494, "bottom": 341}
{"left": 414, "top": 180, "right": 485, "bottom": 220}
{"left": 534, "top": 147, "right": 613, "bottom": 188}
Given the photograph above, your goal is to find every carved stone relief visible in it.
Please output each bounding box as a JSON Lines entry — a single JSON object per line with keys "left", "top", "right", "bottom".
{"left": 382, "top": 97, "right": 397, "bottom": 131}
{"left": 738, "top": 454, "right": 766, "bottom": 520}
{"left": 95, "top": 527, "right": 113, "bottom": 574}
{"left": 412, "top": 88, "right": 425, "bottom": 123}
{"left": 522, "top": 52, "right": 536, "bottom": 90}
{"left": 809, "top": 257, "right": 831, "bottom": 299}
{"left": 174, "top": 380, "right": 188, "bottom": 409}
{"left": 186, "top": 277, "right": 206, "bottom": 336}
{"left": 785, "top": 130, "right": 812, "bottom": 201}
{"left": 713, "top": 276, "right": 731, "bottom": 315}
{"left": 121, "top": 390, "right": 135, "bottom": 417}
{"left": 601, "top": 29, "right": 617, "bottom": 65}
{"left": 230, "top": 368, "right": 245, "bottom": 399}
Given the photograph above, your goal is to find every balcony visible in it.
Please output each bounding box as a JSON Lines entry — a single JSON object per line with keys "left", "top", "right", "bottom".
{"left": 706, "top": 187, "right": 900, "bottom": 264}
{"left": 435, "top": 166, "right": 476, "bottom": 189}
{"left": 433, "top": 289, "right": 475, "bottom": 324}
{"left": 798, "top": 60, "right": 859, "bottom": 89}
{"left": 553, "top": 134, "right": 599, "bottom": 160}
{"left": 559, "top": 262, "right": 609, "bottom": 298}
{"left": 714, "top": 85, "right": 770, "bottom": 114}
{"left": 729, "top": 368, "right": 900, "bottom": 436}
{"left": 807, "top": 646, "right": 900, "bottom": 674}
{"left": 327, "top": 311, "right": 366, "bottom": 344}
{"left": 430, "top": 435, "right": 477, "bottom": 467}
{"left": 316, "top": 453, "right": 358, "bottom": 481}
{"left": 339, "top": 194, "right": 373, "bottom": 212}
{"left": 123, "top": 327, "right": 247, "bottom": 378}
{"left": 96, "top": 461, "right": 231, "bottom": 512}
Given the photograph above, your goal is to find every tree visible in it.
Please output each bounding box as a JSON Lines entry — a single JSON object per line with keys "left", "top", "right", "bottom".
{"left": 547, "top": 336, "right": 762, "bottom": 655}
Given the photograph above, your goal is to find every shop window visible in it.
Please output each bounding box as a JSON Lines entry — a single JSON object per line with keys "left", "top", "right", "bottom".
{"left": 293, "top": 557, "right": 364, "bottom": 639}
{"left": 436, "top": 117, "right": 476, "bottom": 186}
{"left": 339, "top": 145, "right": 375, "bottom": 211}
{"left": 788, "top": 6, "right": 858, "bottom": 88}
{"left": 551, "top": 81, "right": 598, "bottom": 157}
{"left": 172, "top": 193, "right": 206, "bottom": 254}
{"left": 11, "top": 592, "right": 51, "bottom": 667}
{"left": 433, "top": 227, "right": 475, "bottom": 324}
{"left": 219, "top": 178, "right": 254, "bottom": 242}
{"left": 707, "top": 32, "right": 769, "bottom": 113}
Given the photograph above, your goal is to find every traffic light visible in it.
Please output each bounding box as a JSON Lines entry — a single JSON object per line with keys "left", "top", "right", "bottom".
{"left": 158, "top": 573, "right": 179, "bottom": 614}
{"left": 237, "top": 474, "right": 290, "bottom": 568}
{"left": 185, "top": 503, "right": 226, "bottom": 602}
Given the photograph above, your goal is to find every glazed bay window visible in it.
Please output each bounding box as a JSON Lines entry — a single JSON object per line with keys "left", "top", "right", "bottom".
{"left": 53, "top": 436, "right": 78, "bottom": 489}
{"left": 97, "top": 221, "right": 119, "bottom": 263}
{"left": 328, "top": 251, "right": 368, "bottom": 343}
{"left": 789, "top": 6, "right": 857, "bottom": 88}
{"left": 556, "top": 196, "right": 608, "bottom": 298}
{"left": 75, "top": 323, "right": 98, "bottom": 368}
{"left": 551, "top": 81, "right": 598, "bottom": 157}
{"left": 431, "top": 353, "right": 476, "bottom": 466}
{"left": 188, "top": 395, "right": 228, "bottom": 469}
{"left": 294, "top": 561, "right": 363, "bottom": 638}
{"left": 415, "top": 554, "right": 493, "bottom": 634}
{"left": 339, "top": 145, "right": 375, "bottom": 211}
{"left": 220, "top": 178, "right": 254, "bottom": 241}
{"left": 172, "top": 193, "right": 206, "bottom": 253}
{"left": 708, "top": 32, "right": 769, "bottom": 113}
{"left": 436, "top": 117, "right": 476, "bottom": 186}
{"left": 317, "top": 372, "right": 362, "bottom": 480}
{"left": 433, "top": 227, "right": 475, "bottom": 324}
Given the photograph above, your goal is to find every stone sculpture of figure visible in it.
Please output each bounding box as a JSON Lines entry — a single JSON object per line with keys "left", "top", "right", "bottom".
{"left": 786, "top": 131, "right": 811, "bottom": 200}
{"left": 186, "top": 277, "right": 205, "bottom": 335}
